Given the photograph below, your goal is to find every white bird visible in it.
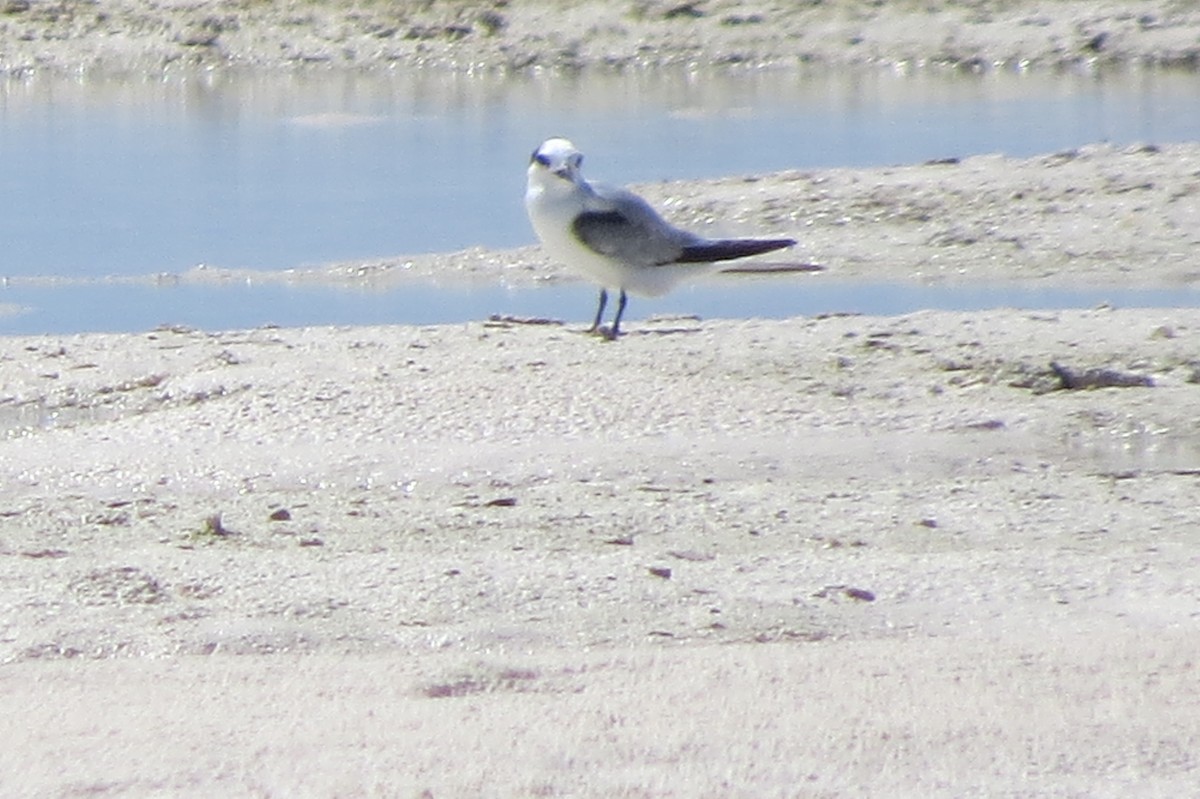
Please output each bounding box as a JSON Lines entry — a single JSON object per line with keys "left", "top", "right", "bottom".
{"left": 525, "top": 137, "right": 796, "bottom": 339}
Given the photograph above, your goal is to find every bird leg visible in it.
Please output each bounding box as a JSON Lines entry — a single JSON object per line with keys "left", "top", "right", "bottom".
{"left": 588, "top": 289, "right": 608, "bottom": 334}
{"left": 606, "top": 289, "right": 628, "bottom": 340}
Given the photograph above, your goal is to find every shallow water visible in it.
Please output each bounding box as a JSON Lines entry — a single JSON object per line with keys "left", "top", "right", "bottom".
{"left": 1, "top": 66, "right": 1199, "bottom": 333}
{"left": 2, "top": 275, "right": 1198, "bottom": 336}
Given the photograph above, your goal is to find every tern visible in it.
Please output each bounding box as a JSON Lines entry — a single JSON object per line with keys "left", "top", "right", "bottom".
{"left": 525, "top": 137, "right": 796, "bottom": 339}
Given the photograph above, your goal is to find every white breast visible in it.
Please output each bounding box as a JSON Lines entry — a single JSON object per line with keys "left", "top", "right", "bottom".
{"left": 525, "top": 172, "right": 632, "bottom": 292}
{"left": 525, "top": 167, "right": 723, "bottom": 298}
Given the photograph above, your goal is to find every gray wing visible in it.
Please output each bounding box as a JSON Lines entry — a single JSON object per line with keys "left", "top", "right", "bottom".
{"left": 571, "top": 183, "right": 691, "bottom": 266}
{"left": 573, "top": 182, "right": 795, "bottom": 266}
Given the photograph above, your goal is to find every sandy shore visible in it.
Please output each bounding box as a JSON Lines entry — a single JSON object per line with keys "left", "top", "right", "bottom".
{"left": 282, "top": 139, "right": 1200, "bottom": 294}
{"left": 3, "top": 2, "right": 1200, "bottom": 797}
{"left": 3, "top": 0, "right": 1200, "bottom": 73}
{"left": 3, "top": 308, "right": 1199, "bottom": 795}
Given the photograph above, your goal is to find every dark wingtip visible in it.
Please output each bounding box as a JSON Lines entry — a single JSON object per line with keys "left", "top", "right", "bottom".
{"left": 676, "top": 237, "right": 797, "bottom": 264}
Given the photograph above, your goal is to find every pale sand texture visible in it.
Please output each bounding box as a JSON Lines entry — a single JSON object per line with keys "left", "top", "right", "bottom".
{"left": 2, "top": 632, "right": 1196, "bottom": 796}
{"left": 2, "top": 305, "right": 1199, "bottom": 796}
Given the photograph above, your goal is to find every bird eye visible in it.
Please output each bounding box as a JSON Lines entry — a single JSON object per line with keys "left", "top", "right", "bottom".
{"left": 532, "top": 151, "right": 551, "bottom": 167}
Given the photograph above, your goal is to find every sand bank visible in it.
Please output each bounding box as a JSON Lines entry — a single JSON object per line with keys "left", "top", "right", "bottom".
{"left": 3, "top": 0, "right": 1200, "bottom": 74}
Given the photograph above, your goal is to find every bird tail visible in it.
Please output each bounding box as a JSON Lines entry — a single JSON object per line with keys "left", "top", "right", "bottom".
{"left": 675, "top": 237, "right": 796, "bottom": 264}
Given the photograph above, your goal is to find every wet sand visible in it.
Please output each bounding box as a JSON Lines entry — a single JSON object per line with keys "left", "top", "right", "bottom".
{"left": 2, "top": 2, "right": 1200, "bottom": 797}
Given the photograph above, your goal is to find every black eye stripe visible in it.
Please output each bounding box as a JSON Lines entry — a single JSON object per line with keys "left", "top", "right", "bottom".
{"left": 532, "top": 152, "right": 551, "bottom": 167}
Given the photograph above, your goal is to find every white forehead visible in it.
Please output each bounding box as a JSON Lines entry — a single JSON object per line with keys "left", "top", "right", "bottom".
{"left": 537, "top": 137, "right": 580, "bottom": 159}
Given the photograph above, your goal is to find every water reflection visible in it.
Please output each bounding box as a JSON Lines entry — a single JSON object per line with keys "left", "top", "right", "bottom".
{"left": 2, "top": 66, "right": 1199, "bottom": 282}
{"left": 2, "top": 275, "right": 1198, "bottom": 336}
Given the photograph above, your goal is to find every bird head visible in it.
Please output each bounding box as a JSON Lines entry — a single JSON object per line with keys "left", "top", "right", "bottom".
{"left": 528, "top": 137, "right": 584, "bottom": 185}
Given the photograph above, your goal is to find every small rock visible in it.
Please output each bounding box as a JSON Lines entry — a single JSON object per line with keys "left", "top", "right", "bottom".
{"left": 1083, "top": 31, "right": 1108, "bottom": 53}
{"left": 21, "top": 548, "right": 68, "bottom": 559}
{"left": 1151, "top": 325, "right": 1176, "bottom": 339}
{"left": 813, "top": 584, "right": 876, "bottom": 602}
{"left": 963, "top": 419, "right": 1006, "bottom": 431}
{"left": 844, "top": 587, "right": 876, "bottom": 602}
{"left": 201, "top": 513, "right": 236, "bottom": 537}
{"left": 477, "top": 10, "right": 505, "bottom": 35}
{"left": 664, "top": 2, "right": 704, "bottom": 19}
{"left": 1049, "top": 361, "right": 1153, "bottom": 390}
{"left": 721, "top": 13, "right": 763, "bottom": 26}
{"left": 648, "top": 566, "right": 672, "bottom": 579}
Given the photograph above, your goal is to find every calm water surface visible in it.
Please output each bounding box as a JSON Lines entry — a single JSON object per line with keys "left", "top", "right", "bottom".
{"left": 1, "top": 66, "right": 1198, "bottom": 333}
{"left": 3, "top": 278, "right": 1199, "bottom": 337}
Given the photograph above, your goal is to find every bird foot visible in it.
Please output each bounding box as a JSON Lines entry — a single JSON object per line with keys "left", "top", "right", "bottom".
{"left": 583, "top": 323, "right": 620, "bottom": 340}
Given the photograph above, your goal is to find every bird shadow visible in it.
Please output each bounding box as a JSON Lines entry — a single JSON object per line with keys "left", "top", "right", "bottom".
{"left": 720, "top": 261, "right": 824, "bottom": 274}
